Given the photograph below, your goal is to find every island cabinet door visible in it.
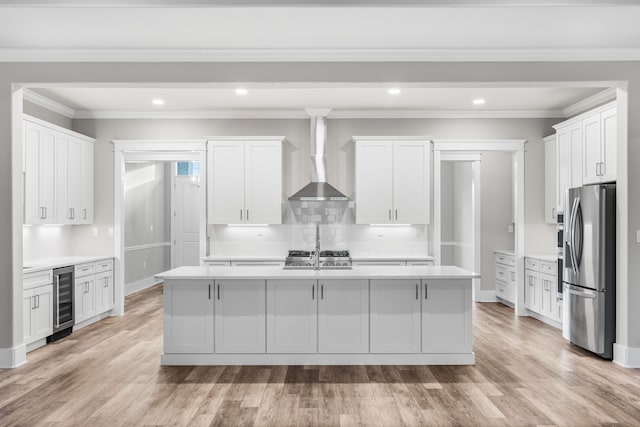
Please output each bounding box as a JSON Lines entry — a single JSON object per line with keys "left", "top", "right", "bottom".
{"left": 318, "top": 280, "right": 369, "bottom": 354}
{"left": 164, "top": 280, "right": 214, "bottom": 354}
{"left": 422, "top": 279, "right": 472, "bottom": 354}
{"left": 370, "top": 279, "right": 421, "bottom": 354}
{"left": 214, "top": 280, "right": 266, "bottom": 353}
{"left": 267, "top": 280, "right": 318, "bottom": 353}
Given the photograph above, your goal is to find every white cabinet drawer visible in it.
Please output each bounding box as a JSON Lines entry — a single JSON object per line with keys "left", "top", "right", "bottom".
{"left": 23, "top": 269, "right": 53, "bottom": 290}
{"left": 75, "top": 262, "right": 95, "bottom": 278}
{"left": 525, "top": 258, "right": 540, "bottom": 271}
{"left": 495, "top": 280, "right": 508, "bottom": 299}
{"left": 495, "top": 265, "right": 509, "bottom": 282}
{"left": 95, "top": 258, "right": 113, "bottom": 273}
{"left": 495, "top": 253, "right": 515, "bottom": 267}
{"left": 540, "top": 261, "right": 556, "bottom": 275}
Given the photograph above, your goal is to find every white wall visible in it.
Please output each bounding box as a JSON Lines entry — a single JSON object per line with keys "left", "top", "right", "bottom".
{"left": 453, "top": 162, "right": 474, "bottom": 271}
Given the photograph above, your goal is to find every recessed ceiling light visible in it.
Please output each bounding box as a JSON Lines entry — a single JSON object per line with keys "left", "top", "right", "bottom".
{"left": 473, "top": 98, "right": 486, "bottom": 105}
{"left": 151, "top": 98, "right": 165, "bottom": 106}
{"left": 388, "top": 88, "right": 401, "bottom": 95}
{"left": 235, "top": 88, "right": 248, "bottom": 95}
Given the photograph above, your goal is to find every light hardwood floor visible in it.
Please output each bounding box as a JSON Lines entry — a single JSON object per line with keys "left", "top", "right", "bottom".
{"left": 2, "top": 284, "right": 640, "bottom": 426}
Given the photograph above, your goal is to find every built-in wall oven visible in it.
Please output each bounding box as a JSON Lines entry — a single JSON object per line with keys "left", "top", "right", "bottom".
{"left": 48, "top": 265, "right": 74, "bottom": 342}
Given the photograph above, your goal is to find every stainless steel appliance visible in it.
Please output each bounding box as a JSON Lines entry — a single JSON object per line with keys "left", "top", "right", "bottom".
{"left": 288, "top": 114, "right": 349, "bottom": 202}
{"left": 563, "top": 183, "right": 615, "bottom": 359}
{"left": 48, "top": 265, "right": 74, "bottom": 342}
{"left": 284, "top": 250, "right": 352, "bottom": 269}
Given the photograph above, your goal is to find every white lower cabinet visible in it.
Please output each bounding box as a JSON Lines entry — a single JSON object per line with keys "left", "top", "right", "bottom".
{"left": 214, "top": 280, "right": 266, "bottom": 353}
{"left": 267, "top": 280, "right": 318, "bottom": 354}
{"left": 164, "top": 280, "right": 214, "bottom": 354}
{"left": 524, "top": 269, "right": 540, "bottom": 312}
{"left": 318, "top": 280, "right": 369, "bottom": 354}
{"left": 422, "top": 280, "right": 472, "bottom": 354}
{"left": 75, "top": 275, "right": 96, "bottom": 323}
{"left": 23, "top": 284, "right": 53, "bottom": 345}
{"left": 94, "top": 270, "right": 114, "bottom": 314}
{"left": 370, "top": 279, "right": 421, "bottom": 353}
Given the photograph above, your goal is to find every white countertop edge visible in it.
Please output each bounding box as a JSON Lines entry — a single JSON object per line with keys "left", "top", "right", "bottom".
{"left": 525, "top": 254, "right": 558, "bottom": 262}
{"left": 23, "top": 255, "right": 115, "bottom": 273}
{"left": 494, "top": 249, "right": 515, "bottom": 256}
{"left": 156, "top": 265, "right": 480, "bottom": 281}
{"left": 203, "top": 255, "right": 435, "bottom": 262}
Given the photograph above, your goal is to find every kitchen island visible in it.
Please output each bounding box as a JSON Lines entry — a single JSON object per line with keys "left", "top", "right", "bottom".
{"left": 156, "top": 265, "right": 480, "bottom": 366}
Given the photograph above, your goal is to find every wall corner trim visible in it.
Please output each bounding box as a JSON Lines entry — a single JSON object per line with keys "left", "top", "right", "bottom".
{"left": 613, "top": 343, "right": 640, "bottom": 368}
{"left": 0, "top": 344, "right": 27, "bottom": 369}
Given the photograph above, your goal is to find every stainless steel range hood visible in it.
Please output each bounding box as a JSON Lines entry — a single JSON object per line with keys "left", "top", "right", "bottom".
{"left": 288, "top": 113, "right": 349, "bottom": 202}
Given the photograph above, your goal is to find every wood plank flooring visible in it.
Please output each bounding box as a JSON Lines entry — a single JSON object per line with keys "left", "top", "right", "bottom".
{"left": 2, "top": 284, "right": 640, "bottom": 426}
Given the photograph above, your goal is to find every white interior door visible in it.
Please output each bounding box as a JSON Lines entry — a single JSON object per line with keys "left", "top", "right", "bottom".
{"left": 172, "top": 173, "right": 201, "bottom": 267}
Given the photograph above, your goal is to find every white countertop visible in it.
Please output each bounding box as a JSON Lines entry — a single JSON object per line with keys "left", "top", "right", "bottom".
{"left": 526, "top": 254, "right": 558, "bottom": 262}
{"left": 204, "top": 254, "right": 435, "bottom": 262}
{"left": 23, "top": 255, "right": 114, "bottom": 273}
{"left": 494, "top": 249, "right": 515, "bottom": 256}
{"left": 156, "top": 265, "right": 479, "bottom": 281}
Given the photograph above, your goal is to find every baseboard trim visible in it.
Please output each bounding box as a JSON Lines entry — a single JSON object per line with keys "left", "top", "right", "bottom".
{"left": 476, "top": 290, "right": 497, "bottom": 302}
{"left": 74, "top": 311, "right": 112, "bottom": 332}
{"left": 161, "top": 352, "right": 476, "bottom": 366}
{"left": 613, "top": 343, "right": 640, "bottom": 368}
{"left": 526, "top": 310, "right": 562, "bottom": 330}
{"left": 125, "top": 276, "right": 162, "bottom": 296}
{"left": 0, "top": 344, "right": 27, "bottom": 369}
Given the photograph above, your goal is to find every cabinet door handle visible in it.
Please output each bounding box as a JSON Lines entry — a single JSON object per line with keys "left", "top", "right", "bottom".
{"left": 43, "top": 207, "right": 47, "bottom": 219}
{"left": 601, "top": 162, "right": 605, "bottom": 176}
{"left": 208, "top": 284, "right": 212, "bottom": 300}
{"left": 312, "top": 284, "right": 315, "bottom": 300}
{"left": 240, "top": 209, "right": 243, "bottom": 221}
{"left": 217, "top": 284, "right": 220, "bottom": 300}
{"left": 552, "top": 207, "right": 556, "bottom": 219}
{"left": 321, "top": 284, "right": 324, "bottom": 300}
{"left": 246, "top": 210, "right": 249, "bottom": 221}
{"left": 83, "top": 208, "right": 87, "bottom": 220}
{"left": 425, "top": 283, "right": 428, "bottom": 299}
{"left": 416, "top": 284, "right": 419, "bottom": 300}
{"left": 69, "top": 208, "right": 73, "bottom": 220}
{"left": 31, "top": 296, "right": 36, "bottom": 310}
{"left": 395, "top": 209, "right": 398, "bottom": 221}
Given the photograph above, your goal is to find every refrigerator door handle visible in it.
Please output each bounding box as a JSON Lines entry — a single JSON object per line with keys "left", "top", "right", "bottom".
{"left": 565, "top": 286, "right": 597, "bottom": 299}
{"left": 568, "top": 197, "right": 580, "bottom": 276}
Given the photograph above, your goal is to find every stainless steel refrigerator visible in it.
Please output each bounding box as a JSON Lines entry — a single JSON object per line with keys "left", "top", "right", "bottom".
{"left": 563, "top": 183, "right": 616, "bottom": 359}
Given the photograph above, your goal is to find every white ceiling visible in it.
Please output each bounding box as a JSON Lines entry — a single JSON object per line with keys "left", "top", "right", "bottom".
{"left": 30, "top": 85, "right": 606, "bottom": 118}
{"left": 1, "top": 4, "right": 639, "bottom": 61}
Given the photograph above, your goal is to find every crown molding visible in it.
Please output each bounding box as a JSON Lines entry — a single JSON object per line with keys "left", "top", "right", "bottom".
{"left": 3, "top": 48, "right": 640, "bottom": 63}
{"left": 22, "top": 88, "right": 75, "bottom": 118}
{"left": 562, "top": 87, "right": 616, "bottom": 117}
{"left": 73, "top": 109, "right": 310, "bottom": 119}
{"left": 330, "top": 109, "right": 564, "bottom": 119}
{"left": 73, "top": 108, "right": 564, "bottom": 120}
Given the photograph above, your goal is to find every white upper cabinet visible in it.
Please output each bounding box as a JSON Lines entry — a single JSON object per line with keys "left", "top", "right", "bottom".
{"left": 554, "top": 102, "right": 617, "bottom": 211}
{"left": 544, "top": 135, "right": 557, "bottom": 224}
{"left": 354, "top": 138, "right": 430, "bottom": 225}
{"left": 24, "top": 116, "right": 94, "bottom": 225}
{"left": 583, "top": 106, "right": 617, "bottom": 185}
{"left": 207, "top": 138, "right": 283, "bottom": 225}
{"left": 24, "top": 120, "right": 57, "bottom": 224}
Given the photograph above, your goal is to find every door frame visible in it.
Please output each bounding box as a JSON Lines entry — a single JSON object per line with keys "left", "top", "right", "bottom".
{"left": 433, "top": 140, "right": 526, "bottom": 315}
{"left": 112, "top": 140, "right": 206, "bottom": 315}
{"left": 434, "top": 151, "right": 482, "bottom": 302}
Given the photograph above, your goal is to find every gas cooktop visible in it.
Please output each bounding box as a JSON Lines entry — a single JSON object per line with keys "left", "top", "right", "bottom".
{"left": 284, "top": 249, "right": 352, "bottom": 270}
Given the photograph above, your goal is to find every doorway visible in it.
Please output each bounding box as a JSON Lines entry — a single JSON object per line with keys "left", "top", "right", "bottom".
{"left": 113, "top": 140, "right": 207, "bottom": 314}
